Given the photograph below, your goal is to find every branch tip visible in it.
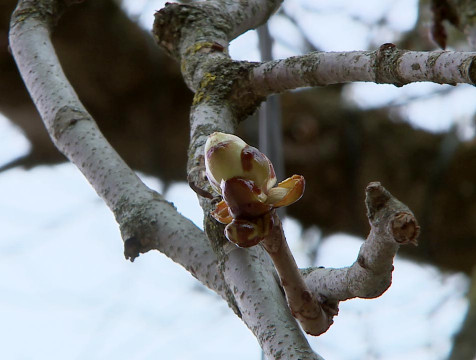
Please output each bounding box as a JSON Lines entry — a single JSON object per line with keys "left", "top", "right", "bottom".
{"left": 365, "top": 181, "right": 391, "bottom": 218}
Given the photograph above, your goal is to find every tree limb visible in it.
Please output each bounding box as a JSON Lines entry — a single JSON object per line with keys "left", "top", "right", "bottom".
{"left": 251, "top": 46, "right": 476, "bottom": 96}
{"left": 8, "top": 0, "right": 225, "bottom": 299}
{"left": 262, "top": 213, "right": 336, "bottom": 336}
{"left": 302, "top": 182, "right": 419, "bottom": 302}
{"left": 154, "top": 1, "right": 325, "bottom": 358}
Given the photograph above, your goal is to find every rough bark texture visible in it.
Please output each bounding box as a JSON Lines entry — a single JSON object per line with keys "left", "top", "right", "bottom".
{"left": 252, "top": 47, "right": 476, "bottom": 95}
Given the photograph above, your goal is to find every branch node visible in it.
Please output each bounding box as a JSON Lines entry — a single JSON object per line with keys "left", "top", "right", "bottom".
{"left": 52, "top": 105, "right": 90, "bottom": 141}
{"left": 391, "top": 212, "right": 420, "bottom": 246}
{"left": 357, "top": 254, "right": 369, "bottom": 269}
{"left": 375, "top": 43, "right": 405, "bottom": 87}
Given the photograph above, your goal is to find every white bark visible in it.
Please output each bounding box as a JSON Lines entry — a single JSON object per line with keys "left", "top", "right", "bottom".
{"left": 9, "top": 0, "right": 225, "bottom": 298}
{"left": 302, "top": 182, "right": 419, "bottom": 302}
{"left": 252, "top": 48, "right": 476, "bottom": 96}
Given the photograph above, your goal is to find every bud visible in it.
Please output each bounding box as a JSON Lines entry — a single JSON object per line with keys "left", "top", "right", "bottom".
{"left": 205, "top": 132, "right": 276, "bottom": 196}
{"left": 205, "top": 132, "right": 306, "bottom": 247}
{"left": 224, "top": 214, "right": 274, "bottom": 248}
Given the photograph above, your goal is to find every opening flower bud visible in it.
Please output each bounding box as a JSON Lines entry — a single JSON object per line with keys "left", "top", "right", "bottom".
{"left": 204, "top": 132, "right": 306, "bottom": 247}
{"left": 205, "top": 132, "right": 276, "bottom": 195}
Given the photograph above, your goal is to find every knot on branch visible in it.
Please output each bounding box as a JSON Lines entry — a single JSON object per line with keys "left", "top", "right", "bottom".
{"left": 52, "top": 105, "right": 90, "bottom": 141}
{"left": 192, "top": 61, "right": 265, "bottom": 120}
{"left": 153, "top": 3, "right": 232, "bottom": 59}
{"left": 391, "top": 212, "right": 420, "bottom": 246}
{"left": 153, "top": 3, "right": 200, "bottom": 58}
{"left": 115, "top": 192, "right": 173, "bottom": 262}
{"left": 375, "top": 43, "right": 405, "bottom": 87}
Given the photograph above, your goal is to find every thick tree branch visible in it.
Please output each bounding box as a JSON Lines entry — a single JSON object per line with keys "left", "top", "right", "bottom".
{"left": 251, "top": 46, "right": 476, "bottom": 96}
{"left": 8, "top": 0, "right": 225, "bottom": 298}
{"left": 302, "top": 182, "right": 419, "bottom": 302}
{"left": 154, "top": 1, "right": 325, "bottom": 359}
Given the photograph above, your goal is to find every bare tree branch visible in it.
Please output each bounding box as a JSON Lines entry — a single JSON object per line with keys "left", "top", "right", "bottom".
{"left": 252, "top": 46, "right": 476, "bottom": 96}
{"left": 8, "top": 0, "right": 225, "bottom": 299}
{"left": 154, "top": 1, "right": 325, "bottom": 358}
{"left": 262, "top": 213, "right": 336, "bottom": 336}
{"left": 302, "top": 182, "right": 419, "bottom": 302}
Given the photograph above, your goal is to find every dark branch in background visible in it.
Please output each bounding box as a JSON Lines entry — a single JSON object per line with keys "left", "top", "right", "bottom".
{"left": 431, "top": 0, "right": 476, "bottom": 49}
{"left": 279, "top": 87, "right": 476, "bottom": 276}
{"left": 257, "top": 23, "right": 285, "bottom": 208}
{"left": 278, "top": 7, "right": 319, "bottom": 53}
{"left": 448, "top": 267, "right": 476, "bottom": 360}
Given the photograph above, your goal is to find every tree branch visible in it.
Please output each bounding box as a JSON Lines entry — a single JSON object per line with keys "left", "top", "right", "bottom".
{"left": 302, "top": 182, "right": 419, "bottom": 302}
{"left": 8, "top": 0, "right": 225, "bottom": 298}
{"left": 262, "top": 213, "right": 336, "bottom": 336}
{"left": 251, "top": 45, "right": 476, "bottom": 96}
{"left": 154, "top": 1, "right": 325, "bottom": 359}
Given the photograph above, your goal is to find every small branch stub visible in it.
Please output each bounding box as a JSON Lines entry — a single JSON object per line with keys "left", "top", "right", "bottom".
{"left": 365, "top": 182, "right": 420, "bottom": 247}
{"left": 302, "top": 182, "right": 420, "bottom": 306}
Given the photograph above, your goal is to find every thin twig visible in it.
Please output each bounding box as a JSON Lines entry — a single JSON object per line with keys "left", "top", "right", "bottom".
{"left": 262, "top": 212, "right": 335, "bottom": 335}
